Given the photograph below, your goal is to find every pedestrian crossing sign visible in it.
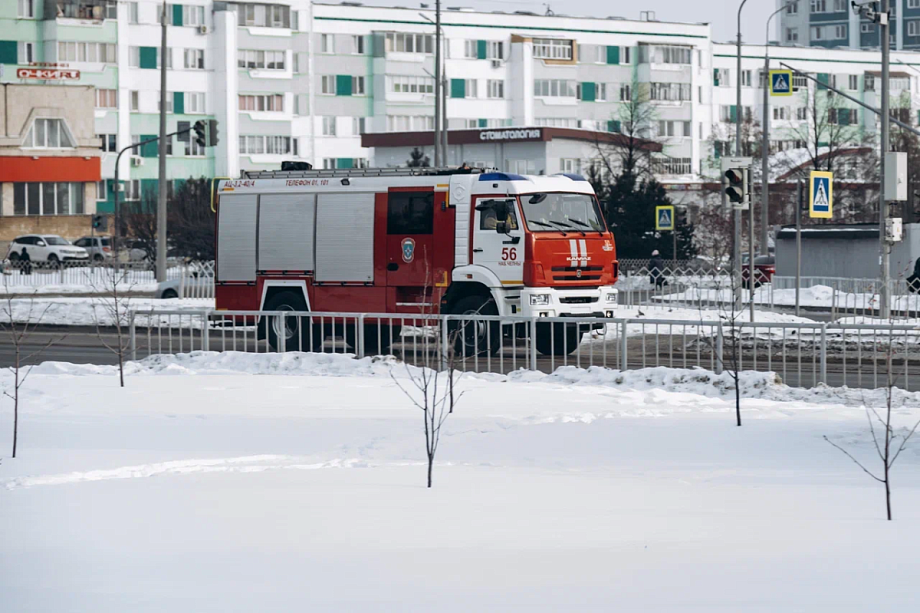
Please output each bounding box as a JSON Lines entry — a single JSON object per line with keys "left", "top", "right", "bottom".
{"left": 809, "top": 171, "right": 833, "bottom": 219}
{"left": 770, "top": 70, "right": 793, "bottom": 96}
{"left": 655, "top": 205, "right": 675, "bottom": 231}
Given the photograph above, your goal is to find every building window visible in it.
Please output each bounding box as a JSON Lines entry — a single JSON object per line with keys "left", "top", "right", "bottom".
{"left": 321, "top": 34, "right": 334, "bottom": 53}
{"left": 834, "top": 25, "right": 847, "bottom": 39}
{"left": 560, "top": 158, "right": 581, "bottom": 173}
{"left": 13, "top": 182, "right": 85, "bottom": 216}
{"left": 796, "top": 106, "right": 808, "bottom": 120}
{"left": 157, "top": 95, "right": 174, "bottom": 113}
{"left": 773, "top": 106, "right": 788, "bottom": 121}
{"left": 534, "top": 117, "right": 578, "bottom": 128}
{"left": 238, "top": 135, "right": 293, "bottom": 154}
{"left": 848, "top": 74, "right": 859, "bottom": 90}
{"left": 909, "top": 20, "right": 920, "bottom": 37}
{"left": 890, "top": 76, "right": 910, "bottom": 90}
{"left": 184, "top": 92, "right": 205, "bottom": 113}
{"left": 18, "top": 42, "right": 34, "bottom": 63}
{"left": 463, "top": 40, "right": 478, "bottom": 59}
{"left": 18, "top": 0, "right": 35, "bottom": 18}
{"left": 811, "top": 26, "right": 824, "bottom": 40}
{"left": 619, "top": 83, "right": 631, "bottom": 101}
{"left": 184, "top": 48, "right": 205, "bottom": 69}
{"left": 353, "top": 35, "right": 365, "bottom": 54}
{"left": 58, "top": 41, "right": 116, "bottom": 63}
{"left": 488, "top": 41, "right": 504, "bottom": 60}
{"left": 787, "top": 1, "right": 798, "bottom": 13}
{"left": 130, "top": 90, "right": 140, "bottom": 112}
{"left": 385, "top": 32, "right": 434, "bottom": 54}
{"left": 741, "top": 70, "right": 752, "bottom": 87}
{"left": 657, "top": 120, "right": 691, "bottom": 138}
{"left": 99, "top": 134, "right": 117, "bottom": 152}
{"left": 237, "top": 3, "right": 292, "bottom": 28}
{"left": 96, "top": 180, "right": 108, "bottom": 201}
{"left": 237, "top": 49, "right": 285, "bottom": 70}
{"left": 322, "top": 116, "right": 336, "bottom": 136}
{"left": 793, "top": 74, "right": 808, "bottom": 89}
{"left": 833, "top": 0, "right": 847, "bottom": 9}
{"left": 487, "top": 79, "right": 504, "bottom": 99}
{"left": 22, "top": 119, "right": 75, "bottom": 149}
{"left": 185, "top": 138, "right": 205, "bottom": 157}
{"left": 352, "top": 117, "right": 366, "bottom": 135}
{"left": 386, "top": 115, "right": 434, "bottom": 131}
{"left": 321, "top": 75, "right": 335, "bottom": 94}
{"left": 533, "top": 38, "right": 573, "bottom": 60}
{"left": 649, "top": 82, "right": 691, "bottom": 101}
{"left": 533, "top": 79, "right": 576, "bottom": 97}
{"left": 640, "top": 45, "right": 692, "bottom": 65}
{"left": 714, "top": 68, "right": 730, "bottom": 87}
{"left": 786, "top": 28, "right": 799, "bottom": 42}
{"left": 239, "top": 94, "right": 284, "bottom": 111}
{"left": 811, "top": 0, "right": 826, "bottom": 12}
{"left": 95, "top": 88, "right": 117, "bottom": 108}
{"left": 388, "top": 75, "right": 435, "bottom": 94}
{"left": 352, "top": 76, "right": 366, "bottom": 95}
{"left": 183, "top": 4, "right": 206, "bottom": 26}
{"left": 128, "top": 1, "right": 139, "bottom": 23}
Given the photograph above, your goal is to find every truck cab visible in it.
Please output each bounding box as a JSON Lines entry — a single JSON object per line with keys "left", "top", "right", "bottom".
{"left": 443, "top": 172, "right": 618, "bottom": 355}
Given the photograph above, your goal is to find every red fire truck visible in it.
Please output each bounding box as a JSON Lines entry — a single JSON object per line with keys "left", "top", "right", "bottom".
{"left": 214, "top": 166, "right": 618, "bottom": 355}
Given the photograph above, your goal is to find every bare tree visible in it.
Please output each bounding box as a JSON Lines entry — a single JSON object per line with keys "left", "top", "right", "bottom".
{"left": 389, "top": 261, "right": 464, "bottom": 487}
{"left": 0, "top": 286, "right": 64, "bottom": 457}
{"left": 593, "top": 69, "right": 657, "bottom": 181}
{"left": 824, "top": 340, "right": 920, "bottom": 521}
{"left": 88, "top": 262, "right": 138, "bottom": 387}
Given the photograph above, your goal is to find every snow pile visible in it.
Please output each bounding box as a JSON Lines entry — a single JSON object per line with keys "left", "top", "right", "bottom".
{"left": 26, "top": 350, "right": 920, "bottom": 409}
{"left": 2, "top": 297, "right": 212, "bottom": 326}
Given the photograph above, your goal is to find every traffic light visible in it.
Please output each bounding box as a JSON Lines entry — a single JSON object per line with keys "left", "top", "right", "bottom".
{"left": 193, "top": 120, "right": 206, "bottom": 148}
{"left": 208, "top": 119, "right": 219, "bottom": 146}
{"left": 92, "top": 214, "right": 105, "bottom": 230}
{"left": 724, "top": 167, "right": 748, "bottom": 205}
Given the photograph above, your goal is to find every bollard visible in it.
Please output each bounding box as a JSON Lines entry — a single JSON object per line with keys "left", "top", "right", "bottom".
{"left": 715, "top": 322, "right": 724, "bottom": 375}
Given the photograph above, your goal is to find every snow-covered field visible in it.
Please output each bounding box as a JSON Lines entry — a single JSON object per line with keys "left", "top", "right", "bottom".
{"left": 3, "top": 352, "right": 920, "bottom": 611}
{"left": 659, "top": 284, "right": 920, "bottom": 313}
{"left": 3, "top": 297, "right": 212, "bottom": 327}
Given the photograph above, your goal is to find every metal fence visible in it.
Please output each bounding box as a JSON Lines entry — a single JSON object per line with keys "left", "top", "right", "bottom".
{"left": 1, "top": 259, "right": 215, "bottom": 296}
{"left": 127, "top": 309, "right": 920, "bottom": 391}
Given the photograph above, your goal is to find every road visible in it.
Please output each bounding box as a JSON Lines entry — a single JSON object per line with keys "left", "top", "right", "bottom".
{"left": 5, "top": 327, "right": 919, "bottom": 392}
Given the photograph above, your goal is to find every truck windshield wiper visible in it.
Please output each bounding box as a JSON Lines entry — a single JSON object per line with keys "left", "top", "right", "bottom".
{"left": 529, "top": 220, "right": 568, "bottom": 235}
{"left": 565, "top": 218, "right": 593, "bottom": 236}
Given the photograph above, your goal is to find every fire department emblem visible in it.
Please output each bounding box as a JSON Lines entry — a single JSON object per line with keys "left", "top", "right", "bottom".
{"left": 401, "top": 237, "right": 416, "bottom": 263}
{"left": 602, "top": 240, "right": 614, "bottom": 252}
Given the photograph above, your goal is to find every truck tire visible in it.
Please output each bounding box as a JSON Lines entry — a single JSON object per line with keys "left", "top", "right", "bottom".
{"left": 536, "top": 322, "right": 581, "bottom": 356}
{"left": 263, "top": 291, "right": 323, "bottom": 352}
{"left": 447, "top": 294, "right": 500, "bottom": 358}
{"left": 346, "top": 323, "right": 402, "bottom": 356}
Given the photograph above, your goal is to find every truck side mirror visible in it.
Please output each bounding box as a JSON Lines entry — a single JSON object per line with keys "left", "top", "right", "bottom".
{"left": 494, "top": 220, "right": 510, "bottom": 234}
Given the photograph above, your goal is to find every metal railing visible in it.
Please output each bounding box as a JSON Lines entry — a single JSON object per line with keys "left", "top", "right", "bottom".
{"left": 127, "top": 309, "right": 920, "bottom": 391}
{"left": 1, "top": 259, "right": 215, "bottom": 296}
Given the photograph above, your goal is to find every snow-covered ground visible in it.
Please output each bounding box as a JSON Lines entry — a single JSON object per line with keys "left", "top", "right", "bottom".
{"left": 659, "top": 284, "right": 920, "bottom": 313}
{"left": 3, "top": 297, "right": 212, "bottom": 327}
{"left": 3, "top": 352, "right": 920, "bottom": 611}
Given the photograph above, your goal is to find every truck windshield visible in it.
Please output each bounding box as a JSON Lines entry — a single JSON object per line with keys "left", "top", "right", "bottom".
{"left": 519, "top": 193, "right": 606, "bottom": 233}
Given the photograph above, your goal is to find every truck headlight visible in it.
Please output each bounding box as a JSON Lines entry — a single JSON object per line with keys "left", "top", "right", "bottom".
{"left": 605, "top": 293, "right": 618, "bottom": 303}
{"left": 529, "top": 294, "right": 550, "bottom": 306}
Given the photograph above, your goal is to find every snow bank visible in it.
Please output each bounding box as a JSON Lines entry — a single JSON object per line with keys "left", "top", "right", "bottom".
{"left": 2, "top": 297, "right": 212, "bottom": 326}
{"left": 28, "top": 350, "right": 920, "bottom": 409}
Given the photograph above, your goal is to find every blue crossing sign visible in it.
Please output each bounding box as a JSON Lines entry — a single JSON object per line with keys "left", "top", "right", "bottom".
{"left": 809, "top": 171, "right": 833, "bottom": 219}
{"left": 770, "top": 70, "right": 793, "bottom": 96}
{"left": 655, "top": 205, "right": 675, "bottom": 231}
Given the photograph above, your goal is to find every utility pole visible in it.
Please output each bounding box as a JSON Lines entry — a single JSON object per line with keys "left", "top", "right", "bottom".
{"left": 796, "top": 179, "right": 803, "bottom": 318}
{"left": 156, "top": 0, "right": 168, "bottom": 283}
{"left": 734, "top": 0, "right": 749, "bottom": 312}
{"left": 761, "top": 3, "right": 791, "bottom": 256}
{"left": 433, "top": 0, "right": 441, "bottom": 166}
{"left": 880, "top": 0, "right": 891, "bottom": 319}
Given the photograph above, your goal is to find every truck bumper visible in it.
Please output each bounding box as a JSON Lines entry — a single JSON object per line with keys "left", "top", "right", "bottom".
{"left": 519, "top": 286, "right": 618, "bottom": 323}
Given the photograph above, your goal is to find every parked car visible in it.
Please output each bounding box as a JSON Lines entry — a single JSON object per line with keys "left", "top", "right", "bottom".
{"left": 155, "top": 267, "right": 212, "bottom": 299}
{"left": 116, "top": 238, "right": 150, "bottom": 263}
{"left": 73, "top": 236, "right": 114, "bottom": 262}
{"left": 741, "top": 254, "right": 775, "bottom": 288}
{"left": 6, "top": 234, "right": 89, "bottom": 267}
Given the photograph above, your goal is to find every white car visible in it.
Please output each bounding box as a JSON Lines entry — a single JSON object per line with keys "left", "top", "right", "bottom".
{"left": 6, "top": 234, "right": 89, "bottom": 267}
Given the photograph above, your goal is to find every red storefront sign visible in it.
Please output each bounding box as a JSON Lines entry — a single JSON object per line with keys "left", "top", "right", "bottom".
{"left": 16, "top": 68, "right": 81, "bottom": 80}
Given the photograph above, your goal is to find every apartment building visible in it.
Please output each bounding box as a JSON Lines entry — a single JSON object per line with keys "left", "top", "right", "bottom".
{"left": 2, "top": 0, "right": 920, "bottom": 238}
{"left": 779, "top": 0, "right": 920, "bottom": 51}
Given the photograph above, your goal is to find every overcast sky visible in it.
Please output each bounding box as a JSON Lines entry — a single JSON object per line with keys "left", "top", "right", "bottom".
{"left": 361, "top": 0, "right": 779, "bottom": 45}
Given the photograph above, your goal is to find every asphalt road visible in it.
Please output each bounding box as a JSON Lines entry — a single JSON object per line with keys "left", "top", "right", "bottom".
{"left": 4, "top": 328, "right": 919, "bottom": 392}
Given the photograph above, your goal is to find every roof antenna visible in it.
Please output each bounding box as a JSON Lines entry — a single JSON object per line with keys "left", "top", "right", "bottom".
{"left": 544, "top": 4, "right": 554, "bottom": 15}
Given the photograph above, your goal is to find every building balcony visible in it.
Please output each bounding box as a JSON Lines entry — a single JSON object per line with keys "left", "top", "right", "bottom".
{"left": 48, "top": 0, "right": 117, "bottom": 22}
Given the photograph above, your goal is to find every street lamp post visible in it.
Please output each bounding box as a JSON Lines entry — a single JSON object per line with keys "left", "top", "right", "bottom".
{"left": 761, "top": 3, "right": 793, "bottom": 257}
{"left": 734, "top": 0, "right": 749, "bottom": 311}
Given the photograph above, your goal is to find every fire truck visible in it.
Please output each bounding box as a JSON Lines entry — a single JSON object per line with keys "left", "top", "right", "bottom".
{"left": 214, "top": 166, "right": 618, "bottom": 356}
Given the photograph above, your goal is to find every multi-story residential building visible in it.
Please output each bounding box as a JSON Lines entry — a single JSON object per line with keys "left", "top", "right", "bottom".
{"left": 779, "top": 0, "right": 920, "bottom": 51}
{"left": 3, "top": 0, "right": 920, "bottom": 243}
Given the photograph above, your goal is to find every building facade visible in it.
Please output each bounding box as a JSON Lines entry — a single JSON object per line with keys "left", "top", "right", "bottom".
{"left": 778, "top": 0, "right": 920, "bottom": 51}
{"left": 3, "top": 0, "right": 920, "bottom": 242}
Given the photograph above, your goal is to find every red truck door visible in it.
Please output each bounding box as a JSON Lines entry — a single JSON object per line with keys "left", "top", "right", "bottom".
{"left": 385, "top": 189, "right": 453, "bottom": 310}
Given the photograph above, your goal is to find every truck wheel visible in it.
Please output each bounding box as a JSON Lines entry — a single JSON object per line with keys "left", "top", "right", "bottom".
{"left": 448, "top": 295, "right": 500, "bottom": 358}
{"left": 536, "top": 322, "right": 582, "bottom": 356}
{"left": 346, "top": 324, "right": 402, "bottom": 356}
{"left": 263, "top": 291, "right": 323, "bottom": 352}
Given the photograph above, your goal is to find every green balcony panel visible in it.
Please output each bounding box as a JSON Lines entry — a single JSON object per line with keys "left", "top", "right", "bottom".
{"left": 140, "top": 134, "right": 158, "bottom": 158}
{"left": 139, "top": 47, "right": 158, "bottom": 69}
{"left": 173, "top": 4, "right": 183, "bottom": 26}
{"left": 336, "top": 74, "right": 353, "bottom": 96}
{"left": 336, "top": 158, "right": 353, "bottom": 169}
{"left": 606, "top": 45, "right": 619, "bottom": 65}
{"left": 450, "top": 78, "right": 465, "bottom": 98}
{"left": 581, "top": 82, "right": 596, "bottom": 102}
{"left": 173, "top": 92, "right": 184, "bottom": 114}
{"left": 477, "top": 40, "right": 487, "bottom": 60}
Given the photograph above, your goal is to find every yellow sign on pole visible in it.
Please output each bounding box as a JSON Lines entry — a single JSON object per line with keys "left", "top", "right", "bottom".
{"left": 655, "top": 205, "right": 675, "bottom": 231}
{"left": 809, "top": 171, "right": 833, "bottom": 219}
{"left": 769, "top": 70, "right": 793, "bottom": 96}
